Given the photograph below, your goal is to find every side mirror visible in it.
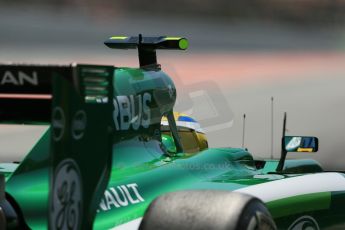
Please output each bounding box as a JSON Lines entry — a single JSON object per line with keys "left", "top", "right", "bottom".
{"left": 283, "top": 136, "right": 319, "bottom": 152}
{"left": 162, "top": 134, "right": 177, "bottom": 155}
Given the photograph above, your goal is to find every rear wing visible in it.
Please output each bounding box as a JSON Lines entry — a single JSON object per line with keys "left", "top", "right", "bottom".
{"left": 50, "top": 64, "right": 114, "bottom": 229}
{"left": 5, "top": 64, "right": 115, "bottom": 229}
{"left": 0, "top": 64, "right": 116, "bottom": 123}
{"left": 0, "top": 65, "right": 70, "bottom": 123}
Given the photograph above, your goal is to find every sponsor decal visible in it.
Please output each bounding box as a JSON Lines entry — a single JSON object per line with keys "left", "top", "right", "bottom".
{"left": 0, "top": 71, "right": 38, "bottom": 85}
{"left": 71, "top": 110, "right": 87, "bottom": 140}
{"left": 288, "top": 216, "right": 320, "bottom": 230}
{"left": 50, "top": 159, "right": 82, "bottom": 230}
{"left": 52, "top": 107, "right": 65, "bottom": 141}
{"left": 167, "top": 84, "right": 174, "bottom": 98}
{"left": 98, "top": 183, "right": 144, "bottom": 212}
{"left": 113, "top": 93, "right": 151, "bottom": 131}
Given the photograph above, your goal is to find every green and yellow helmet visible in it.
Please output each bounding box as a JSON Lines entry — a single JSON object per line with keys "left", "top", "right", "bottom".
{"left": 161, "top": 112, "right": 208, "bottom": 154}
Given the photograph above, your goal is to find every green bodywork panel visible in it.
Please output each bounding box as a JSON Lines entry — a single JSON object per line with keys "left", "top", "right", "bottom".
{"left": 259, "top": 159, "right": 323, "bottom": 174}
{"left": 3, "top": 65, "right": 345, "bottom": 230}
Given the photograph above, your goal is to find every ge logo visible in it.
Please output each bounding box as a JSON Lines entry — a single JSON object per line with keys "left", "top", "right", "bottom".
{"left": 288, "top": 216, "right": 320, "bottom": 230}
{"left": 50, "top": 159, "right": 82, "bottom": 230}
{"left": 52, "top": 107, "right": 65, "bottom": 141}
{"left": 72, "top": 110, "right": 87, "bottom": 140}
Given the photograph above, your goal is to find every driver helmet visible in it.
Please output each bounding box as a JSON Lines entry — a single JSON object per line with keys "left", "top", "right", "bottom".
{"left": 161, "top": 112, "right": 208, "bottom": 153}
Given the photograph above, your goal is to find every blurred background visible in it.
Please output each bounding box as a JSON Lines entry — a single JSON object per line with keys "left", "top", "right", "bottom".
{"left": 1, "top": 0, "right": 345, "bottom": 170}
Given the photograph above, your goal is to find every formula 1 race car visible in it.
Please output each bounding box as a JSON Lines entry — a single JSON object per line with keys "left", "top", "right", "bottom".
{"left": 0, "top": 35, "right": 344, "bottom": 230}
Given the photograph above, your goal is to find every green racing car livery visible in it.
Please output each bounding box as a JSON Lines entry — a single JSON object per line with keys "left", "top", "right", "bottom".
{"left": 0, "top": 35, "right": 344, "bottom": 230}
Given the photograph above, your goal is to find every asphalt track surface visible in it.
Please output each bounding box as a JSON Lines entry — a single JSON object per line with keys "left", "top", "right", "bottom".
{"left": 1, "top": 6, "right": 345, "bottom": 170}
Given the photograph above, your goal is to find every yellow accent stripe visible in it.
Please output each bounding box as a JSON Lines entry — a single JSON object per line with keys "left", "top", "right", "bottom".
{"left": 164, "top": 37, "right": 182, "bottom": 40}
{"left": 110, "top": 36, "right": 128, "bottom": 40}
{"left": 297, "top": 147, "right": 313, "bottom": 152}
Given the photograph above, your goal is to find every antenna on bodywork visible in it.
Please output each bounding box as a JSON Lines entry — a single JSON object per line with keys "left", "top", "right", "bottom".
{"left": 276, "top": 112, "right": 287, "bottom": 172}
{"left": 242, "top": 114, "right": 246, "bottom": 148}
{"left": 270, "top": 97, "right": 274, "bottom": 159}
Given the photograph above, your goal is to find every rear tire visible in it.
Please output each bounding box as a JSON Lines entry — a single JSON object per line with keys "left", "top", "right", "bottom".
{"left": 139, "top": 190, "right": 276, "bottom": 230}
